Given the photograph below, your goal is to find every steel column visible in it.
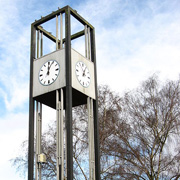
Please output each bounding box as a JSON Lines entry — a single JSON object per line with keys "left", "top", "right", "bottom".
{"left": 56, "top": 89, "right": 64, "bottom": 180}
{"left": 56, "top": 15, "right": 59, "bottom": 50}
{"left": 91, "top": 28, "right": 101, "bottom": 180}
{"left": 35, "top": 102, "right": 39, "bottom": 180}
{"left": 65, "top": 7, "right": 73, "bottom": 180}
{"left": 35, "top": 30, "right": 43, "bottom": 180}
{"left": 56, "top": 90, "right": 60, "bottom": 180}
{"left": 85, "top": 25, "right": 88, "bottom": 58}
{"left": 41, "top": 32, "right": 43, "bottom": 56}
{"left": 35, "top": 102, "right": 42, "bottom": 180}
{"left": 60, "top": 89, "right": 64, "bottom": 180}
{"left": 28, "top": 24, "right": 36, "bottom": 180}
{"left": 88, "top": 27, "right": 91, "bottom": 61}
{"left": 60, "top": 13, "right": 63, "bottom": 49}
{"left": 36, "top": 29, "right": 40, "bottom": 180}
{"left": 88, "top": 97, "right": 95, "bottom": 180}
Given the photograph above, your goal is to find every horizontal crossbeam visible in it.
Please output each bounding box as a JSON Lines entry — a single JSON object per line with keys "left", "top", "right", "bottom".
{"left": 37, "top": 26, "right": 85, "bottom": 43}
{"left": 32, "top": 6, "right": 94, "bottom": 29}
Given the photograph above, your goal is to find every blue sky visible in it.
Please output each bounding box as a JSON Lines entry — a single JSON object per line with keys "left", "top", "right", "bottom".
{"left": 0, "top": 0, "right": 180, "bottom": 179}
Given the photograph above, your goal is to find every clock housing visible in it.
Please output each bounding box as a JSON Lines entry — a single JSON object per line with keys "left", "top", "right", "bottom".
{"left": 39, "top": 60, "right": 60, "bottom": 86}
{"left": 33, "top": 49, "right": 65, "bottom": 98}
{"left": 71, "top": 49, "right": 95, "bottom": 100}
{"left": 32, "top": 48, "right": 95, "bottom": 109}
{"left": 75, "top": 61, "right": 91, "bottom": 88}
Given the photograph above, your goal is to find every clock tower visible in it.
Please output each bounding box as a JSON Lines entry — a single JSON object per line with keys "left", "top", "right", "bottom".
{"left": 28, "top": 5, "right": 100, "bottom": 180}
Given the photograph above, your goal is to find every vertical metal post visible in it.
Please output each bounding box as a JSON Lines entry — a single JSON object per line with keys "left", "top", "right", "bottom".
{"left": 65, "top": 7, "right": 73, "bottom": 180}
{"left": 35, "top": 102, "right": 39, "bottom": 180}
{"left": 56, "top": 90, "right": 60, "bottom": 180}
{"left": 56, "top": 89, "right": 64, "bottom": 180}
{"left": 35, "top": 30, "right": 43, "bottom": 180}
{"left": 56, "top": 12, "right": 65, "bottom": 180}
{"left": 40, "top": 32, "right": 43, "bottom": 56}
{"left": 87, "top": 27, "right": 91, "bottom": 61}
{"left": 85, "top": 26, "right": 91, "bottom": 60}
{"left": 37, "top": 30, "right": 40, "bottom": 59}
{"left": 88, "top": 97, "right": 95, "bottom": 180}
{"left": 87, "top": 24, "right": 95, "bottom": 180}
{"left": 85, "top": 25, "right": 88, "bottom": 58}
{"left": 35, "top": 29, "right": 40, "bottom": 180}
{"left": 39, "top": 103, "right": 42, "bottom": 180}
{"left": 90, "top": 98, "right": 95, "bottom": 180}
{"left": 87, "top": 98, "right": 92, "bottom": 180}
{"left": 65, "top": 123, "right": 67, "bottom": 180}
{"left": 60, "top": 89, "right": 64, "bottom": 180}
{"left": 56, "top": 15, "right": 59, "bottom": 50}
{"left": 28, "top": 24, "right": 36, "bottom": 180}
{"left": 39, "top": 33, "right": 43, "bottom": 180}
{"left": 60, "top": 13, "right": 63, "bottom": 49}
{"left": 35, "top": 101, "right": 42, "bottom": 180}
{"left": 91, "top": 28, "right": 101, "bottom": 180}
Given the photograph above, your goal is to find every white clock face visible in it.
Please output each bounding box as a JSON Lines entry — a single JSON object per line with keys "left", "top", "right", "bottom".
{"left": 39, "top": 60, "right": 60, "bottom": 86}
{"left": 75, "top": 61, "right": 90, "bottom": 88}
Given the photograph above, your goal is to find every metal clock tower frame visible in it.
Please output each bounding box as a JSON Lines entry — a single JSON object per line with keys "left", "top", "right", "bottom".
{"left": 28, "top": 5, "right": 100, "bottom": 180}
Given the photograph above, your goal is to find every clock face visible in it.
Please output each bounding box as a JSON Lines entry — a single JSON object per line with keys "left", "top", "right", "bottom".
{"left": 75, "top": 61, "right": 90, "bottom": 88}
{"left": 39, "top": 60, "right": 60, "bottom": 86}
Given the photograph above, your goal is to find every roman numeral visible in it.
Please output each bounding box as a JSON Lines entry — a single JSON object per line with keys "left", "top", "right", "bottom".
{"left": 55, "top": 68, "right": 59, "bottom": 71}
{"left": 48, "top": 80, "right": 50, "bottom": 84}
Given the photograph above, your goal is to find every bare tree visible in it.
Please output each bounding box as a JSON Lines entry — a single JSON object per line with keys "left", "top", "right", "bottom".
{"left": 100, "top": 75, "right": 180, "bottom": 179}
{"left": 11, "top": 117, "right": 88, "bottom": 180}
{"left": 11, "top": 75, "right": 180, "bottom": 180}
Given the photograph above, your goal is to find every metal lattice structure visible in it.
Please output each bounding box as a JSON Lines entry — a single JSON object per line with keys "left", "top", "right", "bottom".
{"left": 28, "top": 5, "right": 100, "bottom": 180}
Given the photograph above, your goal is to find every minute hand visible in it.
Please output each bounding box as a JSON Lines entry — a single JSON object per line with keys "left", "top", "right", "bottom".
{"left": 49, "top": 61, "right": 54, "bottom": 69}
{"left": 83, "top": 67, "right": 87, "bottom": 76}
{"left": 47, "top": 61, "right": 54, "bottom": 75}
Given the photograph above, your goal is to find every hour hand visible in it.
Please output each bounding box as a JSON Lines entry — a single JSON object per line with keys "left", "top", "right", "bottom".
{"left": 47, "top": 62, "right": 51, "bottom": 75}
{"left": 49, "top": 61, "right": 54, "bottom": 69}
{"left": 83, "top": 67, "right": 87, "bottom": 76}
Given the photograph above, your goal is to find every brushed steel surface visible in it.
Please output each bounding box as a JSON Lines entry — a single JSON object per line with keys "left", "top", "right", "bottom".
{"left": 33, "top": 49, "right": 66, "bottom": 97}
{"left": 71, "top": 48, "right": 95, "bottom": 99}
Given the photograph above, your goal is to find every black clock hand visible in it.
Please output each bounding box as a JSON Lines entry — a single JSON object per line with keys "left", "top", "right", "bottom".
{"left": 80, "top": 63, "right": 84, "bottom": 74}
{"left": 49, "top": 61, "right": 54, "bottom": 70}
{"left": 47, "top": 61, "right": 54, "bottom": 76}
{"left": 46, "top": 62, "right": 51, "bottom": 76}
{"left": 83, "top": 67, "right": 87, "bottom": 76}
{"left": 47, "top": 66, "right": 50, "bottom": 75}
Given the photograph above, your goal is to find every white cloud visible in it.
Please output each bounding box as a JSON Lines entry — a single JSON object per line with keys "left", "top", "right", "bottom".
{"left": 76, "top": 0, "right": 180, "bottom": 92}
{"left": 0, "top": 0, "right": 180, "bottom": 179}
{"left": 0, "top": 0, "right": 30, "bottom": 111}
{"left": 0, "top": 112, "right": 28, "bottom": 180}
